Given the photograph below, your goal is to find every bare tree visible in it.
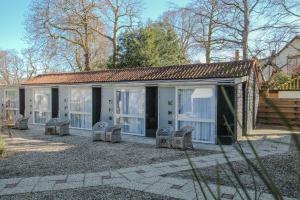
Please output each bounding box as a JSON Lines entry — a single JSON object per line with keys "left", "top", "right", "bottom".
{"left": 0, "top": 50, "right": 25, "bottom": 85}
{"left": 218, "top": 0, "right": 294, "bottom": 60}
{"left": 96, "top": 0, "right": 143, "bottom": 67}
{"left": 25, "top": 0, "right": 109, "bottom": 71}
{"left": 163, "top": 0, "right": 223, "bottom": 63}
{"left": 162, "top": 8, "right": 197, "bottom": 59}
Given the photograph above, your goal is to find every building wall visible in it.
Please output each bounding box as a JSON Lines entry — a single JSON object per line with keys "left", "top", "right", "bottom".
{"left": 101, "top": 86, "right": 114, "bottom": 127}
{"left": 59, "top": 86, "right": 69, "bottom": 120}
{"left": 275, "top": 38, "right": 300, "bottom": 75}
{"left": 25, "top": 87, "right": 33, "bottom": 124}
{"left": 158, "top": 87, "right": 175, "bottom": 128}
{"left": 235, "top": 83, "right": 243, "bottom": 139}
{"left": 245, "top": 69, "right": 259, "bottom": 135}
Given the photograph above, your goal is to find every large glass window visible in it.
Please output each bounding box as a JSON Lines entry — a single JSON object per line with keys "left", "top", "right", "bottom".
{"left": 177, "top": 87, "right": 216, "bottom": 143}
{"left": 33, "top": 88, "right": 52, "bottom": 124}
{"left": 69, "top": 88, "right": 92, "bottom": 129}
{"left": 4, "top": 89, "right": 19, "bottom": 121}
{"left": 116, "top": 88, "right": 145, "bottom": 135}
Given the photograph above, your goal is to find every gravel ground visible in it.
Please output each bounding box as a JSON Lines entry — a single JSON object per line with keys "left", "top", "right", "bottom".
{"left": 0, "top": 186, "right": 179, "bottom": 200}
{"left": 0, "top": 129, "right": 216, "bottom": 179}
{"left": 165, "top": 151, "right": 300, "bottom": 198}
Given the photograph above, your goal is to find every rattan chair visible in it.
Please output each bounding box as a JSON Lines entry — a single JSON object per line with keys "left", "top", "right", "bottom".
{"left": 156, "top": 126, "right": 174, "bottom": 148}
{"left": 92, "top": 121, "right": 108, "bottom": 141}
{"left": 56, "top": 119, "right": 70, "bottom": 136}
{"left": 172, "top": 126, "right": 194, "bottom": 150}
{"left": 45, "top": 118, "right": 70, "bottom": 136}
{"left": 106, "top": 125, "right": 122, "bottom": 143}
{"left": 45, "top": 118, "right": 59, "bottom": 135}
{"left": 15, "top": 116, "right": 29, "bottom": 130}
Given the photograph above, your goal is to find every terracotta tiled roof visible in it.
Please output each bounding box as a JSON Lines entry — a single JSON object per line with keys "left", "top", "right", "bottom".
{"left": 24, "top": 60, "right": 255, "bottom": 85}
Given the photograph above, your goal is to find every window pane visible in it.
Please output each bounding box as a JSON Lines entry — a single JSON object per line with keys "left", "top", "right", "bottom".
{"left": 33, "top": 88, "right": 51, "bottom": 124}
{"left": 5, "top": 90, "right": 18, "bottom": 109}
{"left": 34, "top": 111, "right": 51, "bottom": 124}
{"left": 177, "top": 87, "right": 215, "bottom": 143}
{"left": 69, "top": 88, "right": 92, "bottom": 129}
{"left": 117, "top": 116, "right": 144, "bottom": 135}
{"left": 70, "top": 113, "right": 92, "bottom": 129}
{"left": 116, "top": 88, "right": 145, "bottom": 135}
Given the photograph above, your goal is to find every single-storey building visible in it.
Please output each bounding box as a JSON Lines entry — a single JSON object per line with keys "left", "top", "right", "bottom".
{"left": 0, "top": 60, "right": 259, "bottom": 144}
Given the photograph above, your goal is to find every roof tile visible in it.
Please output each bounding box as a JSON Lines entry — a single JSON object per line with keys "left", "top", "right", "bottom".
{"left": 24, "top": 60, "right": 255, "bottom": 85}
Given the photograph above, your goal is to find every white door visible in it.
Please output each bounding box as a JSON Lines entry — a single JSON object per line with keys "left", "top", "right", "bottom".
{"left": 176, "top": 86, "right": 216, "bottom": 144}
{"left": 115, "top": 87, "right": 145, "bottom": 136}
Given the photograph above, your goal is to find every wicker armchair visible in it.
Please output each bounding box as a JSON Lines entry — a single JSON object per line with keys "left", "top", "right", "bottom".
{"left": 45, "top": 118, "right": 59, "bottom": 135}
{"left": 56, "top": 120, "right": 70, "bottom": 136}
{"left": 106, "top": 125, "right": 122, "bottom": 143}
{"left": 15, "top": 116, "right": 29, "bottom": 130}
{"left": 92, "top": 121, "right": 108, "bottom": 141}
{"left": 172, "top": 126, "right": 194, "bottom": 150}
{"left": 45, "top": 118, "right": 70, "bottom": 136}
{"left": 156, "top": 126, "right": 174, "bottom": 148}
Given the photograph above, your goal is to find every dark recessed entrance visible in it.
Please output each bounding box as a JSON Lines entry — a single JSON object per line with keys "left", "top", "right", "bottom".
{"left": 146, "top": 87, "right": 158, "bottom": 137}
{"left": 51, "top": 88, "right": 59, "bottom": 118}
{"left": 92, "top": 87, "right": 102, "bottom": 126}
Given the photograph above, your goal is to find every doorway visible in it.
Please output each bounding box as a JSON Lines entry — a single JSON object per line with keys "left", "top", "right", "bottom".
{"left": 92, "top": 87, "right": 102, "bottom": 126}
{"left": 145, "top": 87, "right": 158, "bottom": 137}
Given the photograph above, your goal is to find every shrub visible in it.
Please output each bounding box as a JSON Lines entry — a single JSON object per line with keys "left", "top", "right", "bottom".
{"left": 0, "top": 136, "right": 6, "bottom": 157}
{"left": 269, "top": 71, "right": 291, "bottom": 88}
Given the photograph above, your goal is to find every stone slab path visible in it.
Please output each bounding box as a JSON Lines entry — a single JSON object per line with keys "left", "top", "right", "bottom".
{"left": 0, "top": 137, "right": 295, "bottom": 200}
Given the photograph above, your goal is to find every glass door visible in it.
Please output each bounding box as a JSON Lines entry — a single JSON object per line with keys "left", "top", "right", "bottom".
{"left": 115, "top": 87, "right": 145, "bottom": 136}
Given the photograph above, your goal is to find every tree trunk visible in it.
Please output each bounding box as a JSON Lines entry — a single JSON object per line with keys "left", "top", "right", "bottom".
{"left": 83, "top": 13, "right": 90, "bottom": 71}
{"left": 112, "top": 19, "right": 118, "bottom": 67}
{"left": 242, "top": 0, "right": 249, "bottom": 60}
{"left": 205, "top": 11, "right": 214, "bottom": 64}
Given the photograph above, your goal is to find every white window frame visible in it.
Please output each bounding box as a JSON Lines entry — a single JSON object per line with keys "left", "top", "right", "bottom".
{"left": 114, "top": 87, "right": 146, "bottom": 136}
{"left": 175, "top": 85, "right": 217, "bottom": 144}
{"left": 68, "top": 87, "right": 92, "bottom": 130}
{"left": 32, "top": 88, "right": 52, "bottom": 125}
{"left": 4, "top": 89, "right": 19, "bottom": 121}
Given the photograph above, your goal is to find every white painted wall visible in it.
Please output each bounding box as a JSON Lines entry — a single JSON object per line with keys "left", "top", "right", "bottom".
{"left": 278, "top": 91, "right": 300, "bottom": 98}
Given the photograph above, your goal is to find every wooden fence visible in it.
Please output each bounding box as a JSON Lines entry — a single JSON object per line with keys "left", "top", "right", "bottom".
{"left": 277, "top": 77, "right": 300, "bottom": 90}
{"left": 257, "top": 98, "right": 300, "bottom": 127}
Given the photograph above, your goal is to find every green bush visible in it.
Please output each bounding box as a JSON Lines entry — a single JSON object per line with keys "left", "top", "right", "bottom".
{"left": 269, "top": 71, "right": 291, "bottom": 88}
{"left": 0, "top": 136, "right": 6, "bottom": 157}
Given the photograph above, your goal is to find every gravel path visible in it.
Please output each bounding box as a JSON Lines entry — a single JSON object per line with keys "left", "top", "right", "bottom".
{"left": 0, "top": 186, "right": 179, "bottom": 200}
{"left": 165, "top": 151, "right": 300, "bottom": 198}
{"left": 0, "top": 130, "right": 216, "bottom": 179}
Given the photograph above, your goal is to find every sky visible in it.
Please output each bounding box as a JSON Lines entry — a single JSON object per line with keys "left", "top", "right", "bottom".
{"left": 0, "top": 0, "right": 189, "bottom": 53}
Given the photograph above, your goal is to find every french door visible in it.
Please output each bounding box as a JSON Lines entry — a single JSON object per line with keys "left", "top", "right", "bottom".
{"left": 4, "top": 89, "right": 19, "bottom": 121}
{"left": 115, "top": 87, "right": 145, "bottom": 136}
{"left": 176, "top": 86, "right": 216, "bottom": 143}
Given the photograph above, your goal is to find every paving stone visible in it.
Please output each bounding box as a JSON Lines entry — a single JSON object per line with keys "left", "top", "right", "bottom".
{"left": 67, "top": 174, "right": 85, "bottom": 182}
{"left": 40, "top": 175, "right": 67, "bottom": 182}
{"left": 117, "top": 167, "right": 139, "bottom": 174}
{"left": 0, "top": 178, "right": 22, "bottom": 185}
{"left": 85, "top": 171, "right": 109, "bottom": 179}
{"left": 109, "top": 171, "right": 123, "bottom": 178}
{"left": 121, "top": 171, "right": 145, "bottom": 181}
{"left": 1, "top": 185, "right": 34, "bottom": 195}
{"left": 102, "top": 177, "right": 127, "bottom": 185}
{"left": 83, "top": 177, "right": 102, "bottom": 187}
{"left": 135, "top": 176, "right": 162, "bottom": 184}
{"left": 160, "top": 177, "right": 189, "bottom": 187}
{"left": 53, "top": 181, "right": 83, "bottom": 190}
{"left": 145, "top": 182, "right": 173, "bottom": 195}
{"left": 18, "top": 177, "right": 41, "bottom": 187}
{"left": 32, "top": 181, "right": 55, "bottom": 192}
{"left": 115, "top": 181, "right": 149, "bottom": 191}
